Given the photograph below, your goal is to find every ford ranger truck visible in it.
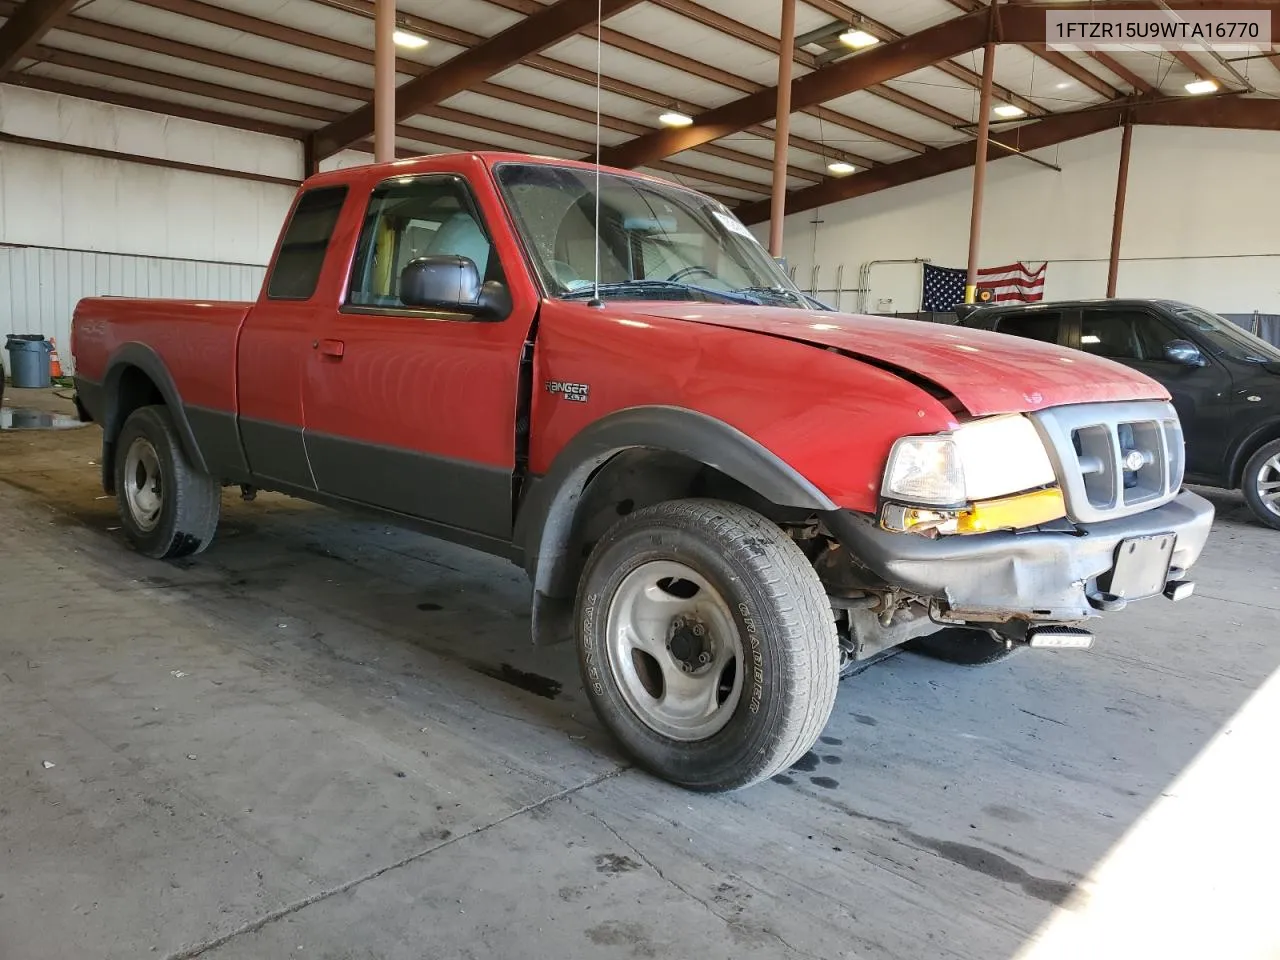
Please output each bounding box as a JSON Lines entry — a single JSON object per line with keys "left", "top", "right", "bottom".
{"left": 70, "top": 153, "right": 1214, "bottom": 792}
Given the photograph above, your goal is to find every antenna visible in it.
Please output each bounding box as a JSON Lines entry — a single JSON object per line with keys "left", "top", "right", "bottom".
{"left": 587, "top": 0, "right": 605, "bottom": 309}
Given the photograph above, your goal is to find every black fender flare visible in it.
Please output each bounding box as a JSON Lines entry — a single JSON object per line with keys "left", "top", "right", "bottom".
{"left": 101, "top": 342, "right": 209, "bottom": 475}
{"left": 515, "top": 405, "right": 836, "bottom": 597}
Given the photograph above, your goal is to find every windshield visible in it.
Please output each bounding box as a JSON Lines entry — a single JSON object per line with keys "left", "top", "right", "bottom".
{"left": 1175, "top": 306, "right": 1280, "bottom": 363}
{"left": 494, "top": 162, "right": 807, "bottom": 308}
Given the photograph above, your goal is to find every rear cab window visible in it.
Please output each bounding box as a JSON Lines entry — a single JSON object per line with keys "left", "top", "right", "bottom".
{"left": 266, "top": 186, "right": 349, "bottom": 300}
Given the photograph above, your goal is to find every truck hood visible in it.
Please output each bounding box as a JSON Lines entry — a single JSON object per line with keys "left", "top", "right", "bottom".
{"left": 632, "top": 304, "right": 1168, "bottom": 416}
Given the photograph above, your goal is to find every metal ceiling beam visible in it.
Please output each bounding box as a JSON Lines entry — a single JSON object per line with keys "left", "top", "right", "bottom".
{"left": 800, "top": 0, "right": 1045, "bottom": 116}
{"left": 596, "top": 8, "right": 993, "bottom": 170}
{"left": 735, "top": 94, "right": 1280, "bottom": 223}
{"left": 0, "top": 0, "right": 76, "bottom": 76}
{"left": 1085, "top": 50, "right": 1156, "bottom": 93}
{"left": 940, "top": 0, "right": 1121, "bottom": 99}
{"left": 335, "top": 0, "right": 904, "bottom": 161}
{"left": 122, "top": 0, "right": 824, "bottom": 180}
{"left": 308, "top": 0, "right": 644, "bottom": 159}
{"left": 22, "top": 42, "right": 769, "bottom": 196}
{"left": 2, "top": 73, "right": 307, "bottom": 140}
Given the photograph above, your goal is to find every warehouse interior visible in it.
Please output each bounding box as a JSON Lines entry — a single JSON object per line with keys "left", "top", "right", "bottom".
{"left": 2, "top": 0, "right": 1279, "bottom": 958}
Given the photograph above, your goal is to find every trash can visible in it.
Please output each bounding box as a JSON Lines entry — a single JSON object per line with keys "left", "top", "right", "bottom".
{"left": 5, "top": 334, "right": 52, "bottom": 388}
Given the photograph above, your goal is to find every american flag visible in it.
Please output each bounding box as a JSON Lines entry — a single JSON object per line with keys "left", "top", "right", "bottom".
{"left": 920, "top": 261, "right": 1047, "bottom": 311}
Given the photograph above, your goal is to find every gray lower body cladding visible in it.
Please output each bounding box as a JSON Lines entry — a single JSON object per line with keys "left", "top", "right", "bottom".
{"left": 825, "top": 490, "right": 1214, "bottom": 622}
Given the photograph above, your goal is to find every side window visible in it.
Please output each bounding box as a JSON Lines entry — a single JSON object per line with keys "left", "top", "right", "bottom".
{"left": 266, "top": 186, "right": 348, "bottom": 300}
{"left": 1081, "top": 310, "right": 1177, "bottom": 361}
{"left": 347, "top": 175, "right": 500, "bottom": 310}
{"left": 994, "top": 311, "right": 1061, "bottom": 344}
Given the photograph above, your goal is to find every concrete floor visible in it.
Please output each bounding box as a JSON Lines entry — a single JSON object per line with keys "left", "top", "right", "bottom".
{"left": 1, "top": 387, "right": 1278, "bottom": 960}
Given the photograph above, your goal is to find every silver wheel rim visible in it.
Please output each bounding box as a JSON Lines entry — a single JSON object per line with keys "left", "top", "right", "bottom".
{"left": 604, "top": 560, "right": 745, "bottom": 742}
{"left": 123, "top": 436, "right": 163, "bottom": 532}
{"left": 1258, "top": 454, "right": 1280, "bottom": 518}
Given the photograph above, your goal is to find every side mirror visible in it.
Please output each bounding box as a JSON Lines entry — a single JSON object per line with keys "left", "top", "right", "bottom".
{"left": 1163, "top": 339, "right": 1206, "bottom": 367}
{"left": 399, "top": 256, "right": 511, "bottom": 320}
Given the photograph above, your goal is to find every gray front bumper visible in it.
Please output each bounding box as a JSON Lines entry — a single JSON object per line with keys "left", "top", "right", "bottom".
{"left": 826, "top": 490, "right": 1215, "bottom": 622}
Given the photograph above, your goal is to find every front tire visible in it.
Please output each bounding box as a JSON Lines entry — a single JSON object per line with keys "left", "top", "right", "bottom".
{"left": 114, "top": 405, "right": 221, "bottom": 559}
{"left": 576, "top": 499, "right": 839, "bottom": 791}
{"left": 1242, "top": 439, "right": 1280, "bottom": 531}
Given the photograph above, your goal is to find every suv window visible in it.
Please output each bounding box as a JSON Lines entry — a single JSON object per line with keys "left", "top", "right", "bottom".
{"left": 1080, "top": 309, "right": 1177, "bottom": 361}
{"left": 994, "top": 311, "right": 1061, "bottom": 344}
{"left": 347, "top": 175, "right": 500, "bottom": 310}
{"left": 267, "top": 186, "right": 349, "bottom": 300}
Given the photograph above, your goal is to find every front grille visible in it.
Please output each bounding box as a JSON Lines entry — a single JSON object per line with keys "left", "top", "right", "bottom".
{"left": 1030, "top": 401, "right": 1183, "bottom": 524}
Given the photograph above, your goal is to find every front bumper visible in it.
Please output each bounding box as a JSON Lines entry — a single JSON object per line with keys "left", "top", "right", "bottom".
{"left": 826, "top": 490, "right": 1214, "bottom": 622}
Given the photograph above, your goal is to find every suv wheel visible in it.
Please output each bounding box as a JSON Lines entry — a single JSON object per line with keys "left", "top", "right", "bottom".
{"left": 576, "top": 499, "right": 839, "bottom": 791}
{"left": 115, "top": 405, "right": 221, "bottom": 558}
{"left": 1242, "top": 439, "right": 1280, "bottom": 531}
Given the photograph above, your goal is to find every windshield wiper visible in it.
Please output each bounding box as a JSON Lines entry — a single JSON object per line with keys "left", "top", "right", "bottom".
{"left": 560, "top": 279, "right": 760, "bottom": 305}
{"left": 731, "top": 285, "right": 806, "bottom": 307}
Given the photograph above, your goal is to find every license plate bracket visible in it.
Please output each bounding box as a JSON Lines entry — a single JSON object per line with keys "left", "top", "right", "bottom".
{"left": 1101, "top": 533, "right": 1176, "bottom": 600}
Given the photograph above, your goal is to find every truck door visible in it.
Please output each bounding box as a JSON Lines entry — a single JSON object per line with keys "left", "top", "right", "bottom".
{"left": 1074, "top": 306, "right": 1233, "bottom": 479}
{"left": 300, "top": 171, "right": 535, "bottom": 543}
{"left": 238, "top": 184, "right": 350, "bottom": 491}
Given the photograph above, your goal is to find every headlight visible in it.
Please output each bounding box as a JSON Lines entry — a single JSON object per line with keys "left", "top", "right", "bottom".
{"left": 882, "top": 415, "right": 1062, "bottom": 533}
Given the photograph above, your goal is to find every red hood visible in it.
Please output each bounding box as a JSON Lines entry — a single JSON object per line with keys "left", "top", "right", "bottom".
{"left": 632, "top": 304, "right": 1168, "bottom": 416}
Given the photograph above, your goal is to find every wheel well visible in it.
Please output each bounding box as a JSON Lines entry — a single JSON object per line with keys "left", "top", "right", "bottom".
{"left": 1230, "top": 425, "right": 1280, "bottom": 488}
{"left": 530, "top": 447, "right": 815, "bottom": 600}
{"left": 101, "top": 365, "right": 165, "bottom": 493}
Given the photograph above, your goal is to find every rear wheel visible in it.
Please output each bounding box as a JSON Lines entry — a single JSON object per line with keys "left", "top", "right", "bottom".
{"left": 910, "top": 626, "right": 1017, "bottom": 665}
{"left": 1242, "top": 439, "right": 1280, "bottom": 532}
{"left": 114, "top": 405, "right": 221, "bottom": 559}
{"left": 576, "top": 499, "right": 839, "bottom": 791}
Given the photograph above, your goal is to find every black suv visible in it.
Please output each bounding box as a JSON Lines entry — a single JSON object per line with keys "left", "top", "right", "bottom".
{"left": 958, "top": 299, "right": 1280, "bottom": 530}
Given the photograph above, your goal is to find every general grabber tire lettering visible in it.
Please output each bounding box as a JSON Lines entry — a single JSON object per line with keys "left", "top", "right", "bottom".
{"left": 114, "top": 405, "right": 221, "bottom": 559}
{"left": 576, "top": 499, "right": 840, "bottom": 791}
{"left": 910, "top": 627, "right": 1017, "bottom": 666}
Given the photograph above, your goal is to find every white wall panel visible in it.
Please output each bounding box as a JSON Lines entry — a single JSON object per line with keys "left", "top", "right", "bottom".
{"left": 778, "top": 125, "right": 1280, "bottom": 315}
{"left": 1, "top": 246, "right": 266, "bottom": 376}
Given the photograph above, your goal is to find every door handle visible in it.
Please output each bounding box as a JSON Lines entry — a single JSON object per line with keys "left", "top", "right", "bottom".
{"left": 315, "top": 338, "right": 345, "bottom": 359}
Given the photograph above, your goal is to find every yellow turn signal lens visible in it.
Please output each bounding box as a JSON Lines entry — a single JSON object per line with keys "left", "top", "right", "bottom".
{"left": 955, "top": 487, "right": 1067, "bottom": 534}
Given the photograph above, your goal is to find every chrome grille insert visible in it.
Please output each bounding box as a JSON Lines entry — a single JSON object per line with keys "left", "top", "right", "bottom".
{"left": 1030, "top": 401, "right": 1183, "bottom": 524}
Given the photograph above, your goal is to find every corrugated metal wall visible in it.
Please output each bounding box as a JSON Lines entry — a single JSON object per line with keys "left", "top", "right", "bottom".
{"left": 1, "top": 245, "right": 266, "bottom": 375}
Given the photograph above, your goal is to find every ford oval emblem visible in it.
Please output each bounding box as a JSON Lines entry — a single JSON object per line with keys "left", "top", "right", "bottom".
{"left": 1024, "top": 391, "right": 1043, "bottom": 405}
{"left": 1123, "top": 449, "right": 1147, "bottom": 472}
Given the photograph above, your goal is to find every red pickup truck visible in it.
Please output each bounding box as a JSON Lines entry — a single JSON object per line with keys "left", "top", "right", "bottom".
{"left": 72, "top": 153, "right": 1213, "bottom": 791}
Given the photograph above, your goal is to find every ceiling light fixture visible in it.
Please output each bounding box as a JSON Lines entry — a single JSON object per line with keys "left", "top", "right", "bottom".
{"left": 827, "top": 160, "right": 857, "bottom": 176}
{"left": 393, "top": 29, "right": 429, "bottom": 49}
{"left": 659, "top": 110, "right": 694, "bottom": 127}
{"left": 993, "top": 104, "right": 1026, "bottom": 118}
{"left": 839, "top": 28, "right": 880, "bottom": 49}
{"left": 1184, "top": 78, "right": 1218, "bottom": 95}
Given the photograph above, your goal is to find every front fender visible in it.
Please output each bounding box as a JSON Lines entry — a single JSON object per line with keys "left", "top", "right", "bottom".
{"left": 515, "top": 405, "right": 835, "bottom": 597}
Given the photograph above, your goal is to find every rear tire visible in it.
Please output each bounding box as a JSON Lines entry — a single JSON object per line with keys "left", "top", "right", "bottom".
{"left": 1242, "top": 439, "right": 1280, "bottom": 532}
{"left": 576, "top": 499, "right": 839, "bottom": 791}
{"left": 910, "top": 627, "right": 1017, "bottom": 665}
{"left": 114, "top": 405, "right": 220, "bottom": 559}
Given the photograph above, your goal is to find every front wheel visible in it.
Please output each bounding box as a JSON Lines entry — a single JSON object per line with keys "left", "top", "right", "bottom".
{"left": 1242, "top": 439, "right": 1280, "bottom": 531}
{"left": 114, "top": 405, "right": 221, "bottom": 559}
{"left": 576, "top": 499, "right": 839, "bottom": 792}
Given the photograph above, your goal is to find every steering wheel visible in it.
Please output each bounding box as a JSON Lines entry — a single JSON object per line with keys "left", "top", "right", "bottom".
{"left": 667, "top": 265, "right": 716, "bottom": 283}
